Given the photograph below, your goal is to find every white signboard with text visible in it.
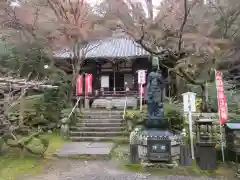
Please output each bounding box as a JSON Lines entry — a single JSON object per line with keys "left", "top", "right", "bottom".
{"left": 137, "top": 69, "right": 146, "bottom": 111}
{"left": 138, "top": 70, "right": 146, "bottom": 84}
{"left": 101, "top": 76, "right": 109, "bottom": 88}
{"left": 182, "top": 92, "right": 196, "bottom": 112}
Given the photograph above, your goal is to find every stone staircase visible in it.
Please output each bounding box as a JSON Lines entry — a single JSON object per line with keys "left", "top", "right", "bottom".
{"left": 70, "top": 109, "right": 126, "bottom": 142}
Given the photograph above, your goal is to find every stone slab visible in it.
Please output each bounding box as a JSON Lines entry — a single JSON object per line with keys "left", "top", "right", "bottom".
{"left": 54, "top": 142, "right": 114, "bottom": 158}
{"left": 86, "top": 142, "right": 113, "bottom": 148}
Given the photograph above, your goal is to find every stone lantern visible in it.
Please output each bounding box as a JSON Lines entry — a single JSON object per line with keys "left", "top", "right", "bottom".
{"left": 195, "top": 118, "right": 217, "bottom": 170}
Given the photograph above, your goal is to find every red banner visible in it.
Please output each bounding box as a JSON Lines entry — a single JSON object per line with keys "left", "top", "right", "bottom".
{"left": 85, "top": 74, "right": 93, "bottom": 95}
{"left": 76, "top": 75, "right": 83, "bottom": 96}
{"left": 215, "top": 71, "right": 228, "bottom": 125}
{"left": 139, "top": 84, "right": 144, "bottom": 96}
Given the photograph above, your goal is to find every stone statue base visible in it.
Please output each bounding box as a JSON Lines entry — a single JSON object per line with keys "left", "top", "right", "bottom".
{"left": 136, "top": 129, "right": 181, "bottom": 163}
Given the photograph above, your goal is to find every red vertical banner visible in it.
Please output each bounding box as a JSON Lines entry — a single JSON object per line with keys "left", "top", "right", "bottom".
{"left": 85, "top": 74, "right": 93, "bottom": 95}
{"left": 139, "top": 84, "right": 144, "bottom": 96}
{"left": 76, "top": 75, "right": 83, "bottom": 96}
{"left": 215, "top": 71, "right": 228, "bottom": 125}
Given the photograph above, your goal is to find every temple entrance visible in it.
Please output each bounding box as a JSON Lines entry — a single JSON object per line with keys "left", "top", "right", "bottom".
{"left": 109, "top": 72, "right": 124, "bottom": 91}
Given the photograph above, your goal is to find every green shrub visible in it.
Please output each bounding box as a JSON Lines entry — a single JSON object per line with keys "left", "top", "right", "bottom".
{"left": 195, "top": 98, "right": 202, "bottom": 112}
{"left": 125, "top": 110, "right": 145, "bottom": 131}
{"left": 6, "top": 87, "right": 70, "bottom": 132}
{"left": 164, "top": 102, "right": 185, "bottom": 131}
{"left": 188, "top": 81, "right": 240, "bottom": 113}
{"left": 125, "top": 102, "right": 185, "bottom": 131}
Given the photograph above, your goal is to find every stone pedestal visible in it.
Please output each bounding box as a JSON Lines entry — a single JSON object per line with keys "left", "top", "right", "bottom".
{"left": 106, "top": 97, "right": 112, "bottom": 110}
{"left": 137, "top": 130, "right": 181, "bottom": 163}
{"left": 129, "top": 128, "right": 141, "bottom": 164}
{"left": 196, "top": 142, "right": 216, "bottom": 170}
{"left": 180, "top": 144, "right": 192, "bottom": 166}
{"left": 85, "top": 98, "right": 89, "bottom": 109}
{"left": 129, "top": 144, "right": 140, "bottom": 164}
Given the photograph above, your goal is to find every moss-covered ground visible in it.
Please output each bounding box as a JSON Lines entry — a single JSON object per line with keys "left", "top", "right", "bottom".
{"left": 0, "top": 132, "right": 66, "bottom": 180}
{"left": 1, "top": 134, "right": 238, "bottom": 180}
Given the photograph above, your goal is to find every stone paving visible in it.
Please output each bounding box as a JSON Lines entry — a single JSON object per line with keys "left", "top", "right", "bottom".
{"left": 54, "top": 142, "right": 114, "bottom": 158}
{"left": 22, "top": 160, "right": 220, "bottom": 180}
{"left": 20, "top": 142, "right": 229, "bottom": 180}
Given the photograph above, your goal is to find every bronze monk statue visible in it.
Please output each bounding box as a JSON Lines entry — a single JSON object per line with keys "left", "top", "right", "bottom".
{"left": 145, "top": 65, "right": 166, "bottom": 129}
{"left": 130, "top": 57, "right": 181, "bottom": 164}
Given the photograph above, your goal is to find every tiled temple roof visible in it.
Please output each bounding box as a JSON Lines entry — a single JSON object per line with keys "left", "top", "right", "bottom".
{"left": 54, "top": 36, "right": 152, "bottom": 59}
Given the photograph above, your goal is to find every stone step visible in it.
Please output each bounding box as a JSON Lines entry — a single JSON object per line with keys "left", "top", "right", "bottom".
{"left": 82, "top": 110, "right": 123, "bottom": 115}
{"left": 54, "top": 142, "right": 115, "bottom": 159}
{"left": 81, "top": 118, "right": 122, "bottom": 123}
{"left": 70, "top": 126, "right": 123, "bottom": 132}
{"left": 70, "top": 131, "right": 124, "bottom": 137}
{"left": 70, "top": 136, "right": 127, "bottom": 142}
{"left": 75, "top": 122, "right": 123, "bottom": 127}
{"left": 82, "top": 114, "right": 122, "bottom": 119}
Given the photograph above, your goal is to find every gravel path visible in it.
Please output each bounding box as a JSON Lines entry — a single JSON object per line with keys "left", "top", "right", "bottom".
{"left": 21, "top": 159, "right": 222, "bottom": 180}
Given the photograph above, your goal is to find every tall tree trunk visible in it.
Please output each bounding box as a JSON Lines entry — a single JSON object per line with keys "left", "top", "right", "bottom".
{"left": 70, "top": 69, "right": 77, "bottom": 105}
{"left": 70, "top": 40, "right": 78, "bottom": 104}
{"left": 69, "top": 38, "right": 83, "bottom": 105}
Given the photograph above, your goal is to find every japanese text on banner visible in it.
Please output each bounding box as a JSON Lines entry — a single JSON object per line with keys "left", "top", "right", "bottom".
{"left": 215, "top": 71, "right": 228, "bottom": 125}
{"left": 138, "top": 70, "right": 146, "bottom": 84}
{"left": 76, "top": 75, "right": 83, "bottom": 96}
{"left": 85, "top": 74, "right": 93, "bottom": 95}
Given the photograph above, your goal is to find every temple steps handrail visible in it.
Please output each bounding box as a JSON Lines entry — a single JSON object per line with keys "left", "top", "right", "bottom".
{"left": 122, "top": 95, "right": 128, "bottom": 120}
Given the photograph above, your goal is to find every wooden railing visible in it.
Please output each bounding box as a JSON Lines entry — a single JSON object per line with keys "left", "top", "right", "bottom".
{"left": 99, "top": 90, "right": 138, "bottom": 97}
{"left": 73, "top": 90, "right": 139, "bottom": 99}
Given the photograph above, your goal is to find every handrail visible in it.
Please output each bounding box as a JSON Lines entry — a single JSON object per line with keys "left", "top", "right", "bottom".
{"left": 67, "top": 97, "right": 81, "bottom": 121}
{"left": 122, "top": 93, "right": 128, "bottom": 120}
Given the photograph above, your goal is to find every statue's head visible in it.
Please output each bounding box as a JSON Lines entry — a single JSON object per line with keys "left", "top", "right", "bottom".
{"left": 152, "top": 65, "right": 158, "bottom": 72}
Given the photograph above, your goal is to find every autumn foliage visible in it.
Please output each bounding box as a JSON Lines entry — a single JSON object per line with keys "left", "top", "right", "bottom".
{"left": 1, "top": 0, "right": 240, "bottom": 111}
